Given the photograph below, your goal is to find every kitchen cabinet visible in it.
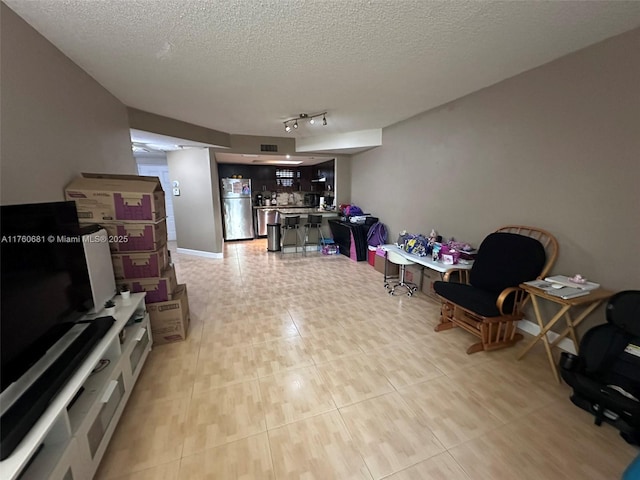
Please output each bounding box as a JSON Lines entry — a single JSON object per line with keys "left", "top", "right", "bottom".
{"left": 216, "top": 161, "right": 334, "bottom": 194}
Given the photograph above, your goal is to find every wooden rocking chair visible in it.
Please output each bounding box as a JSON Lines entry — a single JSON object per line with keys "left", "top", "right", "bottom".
{"left": 433, "top": 225, "right": 558, "bottom": 354}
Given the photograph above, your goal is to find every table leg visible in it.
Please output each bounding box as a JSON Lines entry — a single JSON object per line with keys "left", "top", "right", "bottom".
{"left": 548, "top": 299, "right": 605, "bottom": 353}
{"left": 518, "top": 295, "right": 571, "bottom": 382}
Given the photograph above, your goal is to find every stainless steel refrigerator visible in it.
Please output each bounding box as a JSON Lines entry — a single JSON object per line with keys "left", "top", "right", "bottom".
{"left": 221, "top": 178, "right": 255, "bottom": 240}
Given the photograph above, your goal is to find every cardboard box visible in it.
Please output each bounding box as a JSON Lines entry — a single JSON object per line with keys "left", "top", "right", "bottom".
{"left": 117, "top": 264, "right": 177, "bottom": 304}
{"left": 374, "top": 251, "right": 399, "bottom": 276}
{"left": 65, "top": 173, "right": 166, "bottom": 223}
{"left": 96, "top": 220, "right": 167, "bottom": 252}
{"left": 404, "top": 265, "right": 423, "bottom": 290}
{"left": 111, "top": 245, "right": 170, "bottom": 280}
{"left": 148, "top": 284, "right": 190, "bottom": 345}
{"left": 421, "top": 268, "right": 441, "bottom": 299}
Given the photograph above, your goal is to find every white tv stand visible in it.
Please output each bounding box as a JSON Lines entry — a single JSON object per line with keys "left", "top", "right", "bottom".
{"left": 1, "top": 293, "right": 152, "bottom": 480}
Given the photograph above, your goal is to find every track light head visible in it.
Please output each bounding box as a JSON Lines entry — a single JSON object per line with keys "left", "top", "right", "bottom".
{"left": 293, "top": 120, "right": 298, "bottom": 129}
{"left": 322, "top": 114, "right": 327, "bottom": 126}
{"left": 284, "top": 124, "right": 291, "bottom": 133}
{"left": 309, "top": 117, "right": 315, "bottom": 125}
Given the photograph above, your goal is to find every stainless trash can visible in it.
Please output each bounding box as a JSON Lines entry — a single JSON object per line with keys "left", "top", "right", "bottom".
{"left": 267, "top": 223, "right": 281, "bottom": 252}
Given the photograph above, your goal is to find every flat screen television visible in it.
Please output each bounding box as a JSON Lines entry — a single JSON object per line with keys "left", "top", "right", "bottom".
{"left": 0, "top": 201, "right": 118, "bottom": 461}
{"left": 0, "top": 201, "right": 94, "bottom": 392}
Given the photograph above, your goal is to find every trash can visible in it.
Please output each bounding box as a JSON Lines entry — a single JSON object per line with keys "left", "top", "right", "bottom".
{"left": 267, "top": 223, "right": 281, "bottom": 252}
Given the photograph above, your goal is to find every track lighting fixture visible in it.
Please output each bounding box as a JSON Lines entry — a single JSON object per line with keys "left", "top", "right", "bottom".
{"left": 283, "top": 112, "right": 328, "bottom": 133}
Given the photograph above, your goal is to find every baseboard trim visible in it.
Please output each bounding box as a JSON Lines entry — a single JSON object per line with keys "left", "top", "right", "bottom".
{"left": 176, "top": 247, "right": 223, "bottom": 259}
{"left": 516, "top": 318, "right": 577, "bottom": 355}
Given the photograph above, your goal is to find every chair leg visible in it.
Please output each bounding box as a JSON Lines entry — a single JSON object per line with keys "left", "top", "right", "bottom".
{"left": 435, "top": 302, "right": 456, "bottom": 332}
{"left": 389, "top": 264, "right": 418, "bottom": 297}
{"left": 303, "top": 225, "right": 324, "bottom": 254}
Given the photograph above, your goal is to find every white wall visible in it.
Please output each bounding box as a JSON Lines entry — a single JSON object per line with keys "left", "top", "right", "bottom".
{"left": 350, "top": 28, "right": 640, "bottom": 331}
{"left": 0, "top": 4, "right": 136, "bottom": 205}
{"left": 167, "top": 149, "right": 222, "bottom": 255}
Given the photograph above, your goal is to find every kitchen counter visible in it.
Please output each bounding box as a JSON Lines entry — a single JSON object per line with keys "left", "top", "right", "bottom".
{"left": 277, "top": 208, "right": 338, "bottom": 215}
{"left": 276, "top": 208, "right": 338, "bottom": 243}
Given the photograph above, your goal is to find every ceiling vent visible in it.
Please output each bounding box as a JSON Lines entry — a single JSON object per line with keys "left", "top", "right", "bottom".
{"left": 260, "top": 144, "right": 278, "bottom": 152}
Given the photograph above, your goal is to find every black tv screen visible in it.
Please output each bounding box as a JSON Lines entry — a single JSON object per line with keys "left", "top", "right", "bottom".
{"left": 1, "top": 201, "right": 93, "bottom": 391}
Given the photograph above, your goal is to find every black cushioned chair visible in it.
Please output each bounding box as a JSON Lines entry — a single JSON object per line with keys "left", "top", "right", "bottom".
{"left": 434, "top": 225, "right": 558, "bottom": 354}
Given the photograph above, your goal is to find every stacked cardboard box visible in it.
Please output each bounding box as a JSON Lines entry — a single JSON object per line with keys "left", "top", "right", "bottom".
{"left": 65, "top": 173, "right": 190, "bottom": 344}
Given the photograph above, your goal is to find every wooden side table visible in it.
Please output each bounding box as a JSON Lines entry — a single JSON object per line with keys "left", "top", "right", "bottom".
{"left": 517, "top": 284, "right": 614, "bottom": 382}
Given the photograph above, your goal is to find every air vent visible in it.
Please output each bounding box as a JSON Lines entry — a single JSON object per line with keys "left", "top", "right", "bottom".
{"left": 260, "top": 144, "right": 278, "bottom": 152}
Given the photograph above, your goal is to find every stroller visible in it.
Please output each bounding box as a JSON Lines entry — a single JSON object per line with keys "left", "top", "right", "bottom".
{"left": 560, "top": 290, "right": 640, "bottom": 445}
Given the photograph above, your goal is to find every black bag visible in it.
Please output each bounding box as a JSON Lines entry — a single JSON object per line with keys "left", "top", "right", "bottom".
{"left": 560, "top": 290, "right": 640, "bottom": 444}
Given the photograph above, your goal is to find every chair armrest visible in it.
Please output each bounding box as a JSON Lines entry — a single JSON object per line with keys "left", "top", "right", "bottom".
{"left": 443, "top": 268, "right": 470, "bottom": 284}
{"left": 496, "top": 287, "right": 527, "bottom": 315}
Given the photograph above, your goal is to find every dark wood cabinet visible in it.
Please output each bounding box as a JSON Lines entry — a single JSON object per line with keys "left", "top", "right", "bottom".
{"left": 216, "top": 161, "right": 334, "bottom": 194}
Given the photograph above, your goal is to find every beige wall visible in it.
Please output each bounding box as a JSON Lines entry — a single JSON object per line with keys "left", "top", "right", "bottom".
{"left": 351, "top": 28, "right": 640, "bottom": 330}
{"left": 167, "top": 149, "right": 221, "bottom": 254}
{"left": 0, "top": 3, "right": 136, "bottom": 205}
{"left": 334, "top": 154, "right": 352, "bottom": 207}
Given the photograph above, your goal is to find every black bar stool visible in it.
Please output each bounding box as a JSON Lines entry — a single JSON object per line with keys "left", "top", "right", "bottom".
{"left": 281, "top": 216, "right": 302, "bottom": 255}
{"left": 303, "top": 214, "right": 324, "bottom": 254}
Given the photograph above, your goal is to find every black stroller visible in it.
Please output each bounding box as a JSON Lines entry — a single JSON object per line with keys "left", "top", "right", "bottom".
{"left": 560, "top": 290, "right": 640, "bottom": 444}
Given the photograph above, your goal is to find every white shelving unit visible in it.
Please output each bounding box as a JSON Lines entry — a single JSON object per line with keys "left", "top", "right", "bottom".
{"left": 1, "top": 293, "right": 152, "bottom": 480}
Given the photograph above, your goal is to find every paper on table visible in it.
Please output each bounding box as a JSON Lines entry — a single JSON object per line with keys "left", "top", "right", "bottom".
{"left": 544, "top": 275, "right": 600, "bottom": 291}
{"left": 523, "top": 280, "right": 591, "bottom": 299}
{"left": 523, "top": 279, "right": 556, "bottom": 290}
{"left": 545, "top": 287, "right": 590, "bottom": 299}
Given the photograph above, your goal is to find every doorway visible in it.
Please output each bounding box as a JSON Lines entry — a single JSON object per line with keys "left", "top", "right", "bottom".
{"left": 136, "top": 163, "right": 177, "bottom": 241}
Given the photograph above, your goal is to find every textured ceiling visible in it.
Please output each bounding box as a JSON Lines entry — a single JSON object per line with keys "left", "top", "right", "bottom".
{"left": 6, "top": 1, "right": 640, "bottom": 141}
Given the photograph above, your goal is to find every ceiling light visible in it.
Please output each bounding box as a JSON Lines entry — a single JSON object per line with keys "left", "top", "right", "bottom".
{"left": 283, "top": 111, "right": 327, "bottom": 133}
{"left": 252, "top": 159, "right": 303, "bottom": 165}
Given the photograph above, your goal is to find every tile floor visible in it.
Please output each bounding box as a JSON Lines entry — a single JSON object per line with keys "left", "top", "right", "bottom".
{"left": 95, "top": 239, "right": 638, "bottom": 479}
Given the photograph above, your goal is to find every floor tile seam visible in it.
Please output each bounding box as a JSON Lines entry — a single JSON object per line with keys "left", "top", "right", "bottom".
{"left": 308, "top": 350, "right": 367, "bottom": 367}
{"left": 431, "top": 407, "right": 512, "bottom": 452}
{"left": 331, "top": 400, "right": 385, "bottom": 480}
{"left": 255, "top": 360, "right": 317, "bottom": 379}
{"left": 192, "top": 374, "right": 259, "bottom": 394}
{"left": 372, "top": 358, "right": 448, "bottom": 392}
{"left": 181, "top": 426, "right": 269, "bottom": 459}
{"left": 334, "top": 388, "right": 405, "bottom": 411}
{"left": 267, "top": 407, "right": 375, "bottom": 480}
{"left": 255, "top": 364, "right": 340, "bottom": 389}
{"left": 451, "top": 367, "right": 564, "bottom": 404}
{"left": 263, "top": 402, "right": 340, "bottom": 433}
{"left": 187, "top": 377, "right": 264, "bottom": 399}
{"left": 324, "top": 373, "right": 397, "bottom": 407}
{"left": 256, "top": 367, "right": 339, "bottom": 425}
{"left": 102, "top": 458, "right": 180, "bottom": 480}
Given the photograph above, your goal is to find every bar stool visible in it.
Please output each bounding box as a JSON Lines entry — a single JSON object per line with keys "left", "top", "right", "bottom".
{"left": 281, "top": 216, "right": 302, "bottom": 256}
{"left": 385, "top": 250, "right": 418, "bottom": 296}
{"left": 303, "top": 214, "right": 324, "bottom": 254}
